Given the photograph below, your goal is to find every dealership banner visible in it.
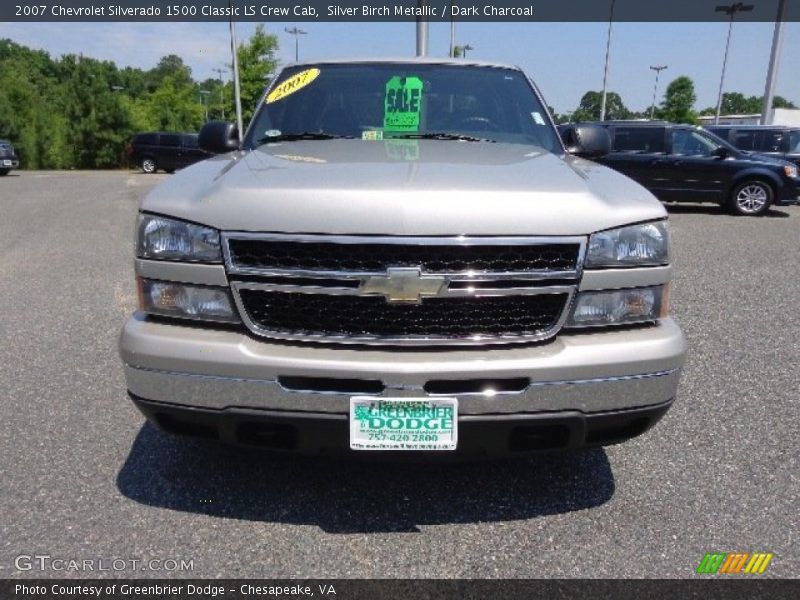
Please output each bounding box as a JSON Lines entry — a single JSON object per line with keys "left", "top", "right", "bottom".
{"left": 3, "top": 0, "right": 800, "bottom": 22}
{"left": 3, "top": 579, "right": 800, "bottom": 600}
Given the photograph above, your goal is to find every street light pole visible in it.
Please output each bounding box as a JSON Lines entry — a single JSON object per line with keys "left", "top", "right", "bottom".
{"left": 284, "top": 27, "right": 307, "bottom": 63}
{"left": 714, "top": 2, "right": 753, "bottom": 125}
{"left": 213, "top": 67, "right": 227, "bottom": 120}
{"left": 649, "top": 65, "right": 667, "bottom": 120}
{"left": 416, "top": 0, "right": 429, "bottom": 57}
{"left": 761, "top": 0, "right": 786, "bottom": 125}
{"left": 228, "top": 0, "right": 244, "bottom": 141}
{"left": 449, "top": 9, "right": 455, "bottom": 58}
{"left": 199, "top": 90, "right": 211, "bottom": 122}
{"left": 599, "top": 0, "right": 616, "bottom": 122}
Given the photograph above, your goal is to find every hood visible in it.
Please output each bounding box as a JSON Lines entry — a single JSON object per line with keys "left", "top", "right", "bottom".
{"left": 141, "top": 139, "right": 666, "bottom": 236}
{"left": 743, "top": 151, "right": 792, "bottom": 166}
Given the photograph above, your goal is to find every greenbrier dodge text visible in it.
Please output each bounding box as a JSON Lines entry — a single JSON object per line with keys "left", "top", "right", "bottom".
{"left": 15, "top": 583, "right": 337, "bottom": 597}
{"left": 357, "top": 402, "right": 454, "bottom": 431}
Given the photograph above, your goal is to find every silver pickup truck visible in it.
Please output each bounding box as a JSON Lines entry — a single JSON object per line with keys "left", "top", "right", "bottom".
{"left": 119, "top": 59, "right": 686, "bottom": 456}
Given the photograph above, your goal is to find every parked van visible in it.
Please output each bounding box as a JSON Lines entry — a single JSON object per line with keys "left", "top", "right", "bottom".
{"left": 706, "top": 125, "right": 800, "bottom": 168}
{"left": 129, "top": 132, "right": 210, "bottom": 174}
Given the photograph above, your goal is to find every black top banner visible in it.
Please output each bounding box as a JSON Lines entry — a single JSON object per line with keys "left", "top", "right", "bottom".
{"left": 3, "top": 0, "right": 800, "bottom": 22}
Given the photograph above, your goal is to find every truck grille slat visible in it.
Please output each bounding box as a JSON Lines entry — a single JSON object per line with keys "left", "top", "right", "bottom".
{"left": 228, "top": 239, "right": 580, "bottom": 274}
{"left": 239, "top": 290, "right": 568, "bottom": 340}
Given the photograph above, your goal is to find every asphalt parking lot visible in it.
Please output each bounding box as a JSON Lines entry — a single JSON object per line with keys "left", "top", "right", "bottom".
{"left": 0, "top": 170, "right": 797, "bottom": 579}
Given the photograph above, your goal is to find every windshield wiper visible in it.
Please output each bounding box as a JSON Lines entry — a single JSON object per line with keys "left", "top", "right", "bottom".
{"left": 255, "top": 132, "right": 354, "bottom": 144}
{"left": 390, "top": 132, "right": 496, "bottom": 143}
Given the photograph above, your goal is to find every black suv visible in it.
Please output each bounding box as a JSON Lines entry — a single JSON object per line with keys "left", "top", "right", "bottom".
{"left": 560, "top": 121, "right": 799, "bottom": 215}
{"left": 0, "top": 139, "right": 20, "bottom": 176}
{"left": 129, "top": 132, "right": 210, "bottom": 174}
{"left": 706, "top": 125, "right": 800, "bottom": 169}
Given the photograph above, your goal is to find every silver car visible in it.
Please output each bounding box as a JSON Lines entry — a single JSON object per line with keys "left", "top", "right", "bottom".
{"left": 119, "top": 59, "right": 686, "bottom": 456}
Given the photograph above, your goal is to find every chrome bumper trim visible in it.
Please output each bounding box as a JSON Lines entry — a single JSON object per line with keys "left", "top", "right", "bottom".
{"left": 123, "top": 364, "right": 681, "bottom": 415}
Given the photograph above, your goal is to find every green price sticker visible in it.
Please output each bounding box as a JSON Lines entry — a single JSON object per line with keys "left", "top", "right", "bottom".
{"left": 383, "top": 76, "right": 423, "bottom": 132}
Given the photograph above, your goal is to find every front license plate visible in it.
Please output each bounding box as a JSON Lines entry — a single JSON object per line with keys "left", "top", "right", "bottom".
{"left": 349, "top": 397, "right": 458, "bottom": 451}
{"left": 2, "top": 160, "right": 11, "bottom": 166}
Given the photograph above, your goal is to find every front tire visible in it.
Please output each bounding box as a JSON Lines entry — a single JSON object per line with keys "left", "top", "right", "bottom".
{"left": 0, "top": 169, "right": 9, "bottom": 176}
{"left": 141, "top": 158, "right": 157, "bottom": 174}
{"left": 729, "top": 180, "right": 773, "bottom": 216}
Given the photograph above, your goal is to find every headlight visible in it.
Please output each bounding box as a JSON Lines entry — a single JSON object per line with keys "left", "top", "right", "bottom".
{"left": 138, "top": 278, "right": 239, "bottom": 322}
{"left": 566, "top": 285, "right": 667, "bottom": 328}
{"left": 586, "top": 221, "right": 669, "bottom": 268}
{"left": 137, "top": 214, "right": 221, "bottom": 262}
{"left": 784, "top": 165, "right": 798, "bottom": 179}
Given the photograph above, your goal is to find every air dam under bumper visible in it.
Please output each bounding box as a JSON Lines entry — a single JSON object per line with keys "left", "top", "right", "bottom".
{"left": 120, "top": 314, "right": 686, "bottom": 454}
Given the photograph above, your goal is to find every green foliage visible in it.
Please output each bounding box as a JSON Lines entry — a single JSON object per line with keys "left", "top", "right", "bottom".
{"left": 571, "top": 91, "right": 631, "bottom": 122}
{"left": 658, "top": 76, "right": 697, "bottom": 124}
{"left": 0, "top": 29, "right": 279, "bottom": 169}
{"left": 773, "top": 96, "right": 797, "bottom": 109}
{"left": 236, "top": 24, "right": 279, "bottom": 124}
{"left": 699, "top": 92, "right": 798, "bottom": 115}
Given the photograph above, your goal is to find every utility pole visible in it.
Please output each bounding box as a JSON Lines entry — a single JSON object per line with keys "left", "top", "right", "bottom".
{"left": 199, "top": 90, "right": 211, "bottom": 122}
{"left": 599, "top": 0, "right": 616, "bottom": 121}
{"left": 213, "top": 67, "right": 227, "bottom": 120}
{"left": 284, "top": 27, "right": 307, "bottom": 63}
{"left": 228, "top": 0, "right": 244, "bottom": 141}
{"left": 714, "top": 2, "right": 754, "bottom": 125}
{"left": 761, "top": 0, "right": 786, "bottom": 125}
{"left": 649, "top": 65, "right": 667, "bottom": 120}
{"left": 416, "top": 0, "right": 428, "bottom": 56}
{"left": 449, "top": 10, "right": 455, "bottom": 58}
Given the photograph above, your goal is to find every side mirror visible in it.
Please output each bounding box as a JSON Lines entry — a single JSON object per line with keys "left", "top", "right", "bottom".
{"left": 713, "top": 146, "right": 730, "bottom": 159}
{"left": 199, "top": 120, "right": 239, "bottom": 154}
{"left": 561, "top": 125, "right": 611, "bottom": 159}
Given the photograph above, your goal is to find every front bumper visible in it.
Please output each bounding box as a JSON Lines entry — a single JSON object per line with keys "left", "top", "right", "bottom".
{"left": 131, "top": 393, "right": 674, "bottom": 457}
{"left": 0, "top": 158, "right": 19, "bottom": 169}
{"left": 120, "top": 314, "right": 686, "bottom": 453}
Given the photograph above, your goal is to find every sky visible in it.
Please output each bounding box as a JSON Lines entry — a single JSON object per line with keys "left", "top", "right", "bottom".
{"left": 1, "top": 20, "right": 798, "bottom": 114}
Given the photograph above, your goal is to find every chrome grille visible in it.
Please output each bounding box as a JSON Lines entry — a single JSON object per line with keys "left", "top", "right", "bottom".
{"left": 239, "top": 290, "right": 569, "bottom": 341}
{"left": 227, "top": 238, "right": 580, "bottom": 274}
{"left": 224, "top": 234, "right": 585, "bottom": 346}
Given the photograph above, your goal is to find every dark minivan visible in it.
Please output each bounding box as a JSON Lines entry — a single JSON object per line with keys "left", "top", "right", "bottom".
{"left": 0, "top": 139, "right": 20, "bottom": 176}
{"left": 561, "top": 121, "right": 799, "bottom": 216}
{"left": 706, "top": 125, "right": 800, "bottom": 169}
{"left": 129, "top": 132, "right": 210, "bottom": 174}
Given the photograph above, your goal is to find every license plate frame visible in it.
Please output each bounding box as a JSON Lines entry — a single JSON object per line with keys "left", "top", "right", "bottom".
{"left": 349, "top": 397, "right": 458, "bottom": 451}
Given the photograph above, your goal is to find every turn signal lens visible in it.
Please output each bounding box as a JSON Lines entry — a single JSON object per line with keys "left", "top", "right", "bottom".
{"left": 567, "top": 286, "right": 664, "bottom": 328}
{"left": 138, "top": 278, "right": 239, "bottom": 323}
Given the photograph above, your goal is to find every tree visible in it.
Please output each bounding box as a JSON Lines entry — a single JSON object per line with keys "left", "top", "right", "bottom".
{"left": 659, "top": 76, "right": 697, "bottom": 124}
{"left": 699, "top": 92, "right": 798, "bottom": 116}
{"left": 148, "top": 54, "right": 193, "bottom": 90}
{"left": 571, "top": 91, "right": 631, "bottom": 121}
{"left": 237, "top": 24, "right": 279, "bottom": 124}
{"left": 720, "top": 92, "right": 761, "bottom": 115}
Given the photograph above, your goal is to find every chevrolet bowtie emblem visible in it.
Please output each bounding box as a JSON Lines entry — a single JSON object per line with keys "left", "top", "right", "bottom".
{"left": 360, "top": 268, "right": 446, "bottom": 303}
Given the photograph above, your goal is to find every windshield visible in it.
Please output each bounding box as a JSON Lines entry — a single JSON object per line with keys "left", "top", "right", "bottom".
{"left": 245, "top": 63, "right": 560, "bottom": 151}
{"left": 672, "top": 129, "right": 736, "bottom": 156}
{"left": 789, "top": 130, "right": 800, "bottom": 154}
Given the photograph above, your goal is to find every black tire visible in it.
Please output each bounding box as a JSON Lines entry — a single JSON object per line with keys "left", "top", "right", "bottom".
{"left": 164, "top": 168, "right": 176, "bottom": 174}
{"left": 141, "top": 158, "right": 157, "bottom": 174}
{"left": 728, "top": 179, "right": 773, "bottom": 216}
{"left": 0, "top": 169, "right": 9, "bottom": 176}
